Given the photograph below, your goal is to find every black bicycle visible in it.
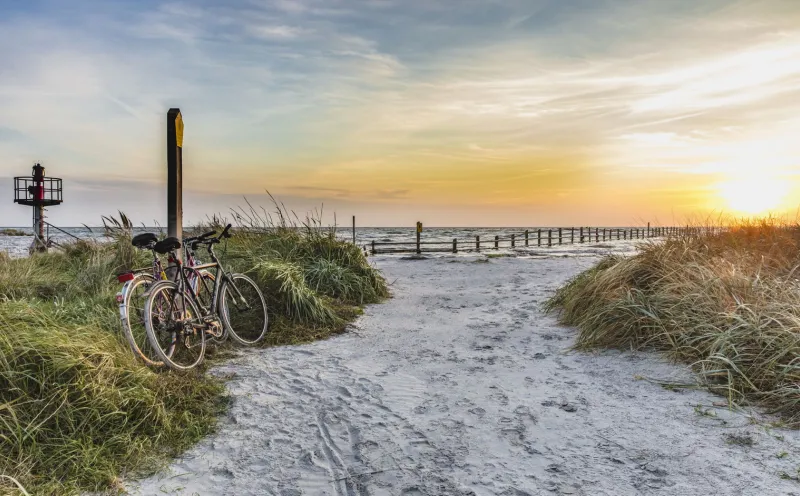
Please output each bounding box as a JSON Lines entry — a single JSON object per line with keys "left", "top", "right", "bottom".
{"left": 143, "top": 224, "right": 269, "bottom": 371}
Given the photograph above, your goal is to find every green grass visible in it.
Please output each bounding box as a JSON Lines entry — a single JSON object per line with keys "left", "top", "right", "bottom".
{"left": 546, "top": 219, "right": 800, "bottom": 425}
{"left": 0, "top": 208, "right": 388, "bottom": 495}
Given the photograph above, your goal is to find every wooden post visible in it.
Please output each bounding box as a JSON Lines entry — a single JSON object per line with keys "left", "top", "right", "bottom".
{"left": 511, "top": 233, "right": 515, "bottom": 248}
{"left": 416, "top": 221, "right": 422, "bottom": 254}
{"left": 595, "top": 228, "right": 599, "bottom": 242}
{"left": 494, "top": 235, "right": 499, "bottom": 249}
{"left": 558, "top": 227, "right": 563, "bottom": 245}
{"left": 525, "top": 230, "right": 529, "bottom": 247}
{"left": 371, "top": 240, "right": 376, "bottom": 255}
{"left": 647, "top": 222, "right": 651, "bottom": 238}
{"left": 547, "top": 229, "right": 552, "bottom": 247}
{"left": 537, "top": 229, "right": 542, "bottom": 247}
{"left": 570, "top": 228, "right": 575, "bottom": 244}
{"left": 624, "top": 229, "right": 627, "bottom": 240}
{"left": 352, "top": 215, "right": 356, "bottom": 244}
{"left": 453, "top": 238, "right": 457, "bottom": 253}
{"left": 580, "top": 226, "right": 584, "bottom": 243}
{"left": 476, "top": 235, "right": 480, "bottom": 251}
{"left": 167, "top": 108, "right": 183, "bottom": 256}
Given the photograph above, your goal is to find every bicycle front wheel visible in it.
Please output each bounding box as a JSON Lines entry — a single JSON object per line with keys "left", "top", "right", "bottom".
{"left": 144, "top": 281, "right": 206, "bottom": 371}
{"left": 119, "top": 274, "right": 168, "bottom": 367}
{"left": 220, "top": 274, "right": 268, "bottom": 345}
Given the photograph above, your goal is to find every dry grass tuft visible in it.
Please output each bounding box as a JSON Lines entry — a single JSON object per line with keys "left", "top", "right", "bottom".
{"left": 546, "top": 219, "right": 800, "bottom": 425}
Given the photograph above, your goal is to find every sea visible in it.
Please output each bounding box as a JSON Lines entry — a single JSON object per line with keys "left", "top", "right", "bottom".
{"left": 0, "top": 225, "right": 649, "bottom": 259}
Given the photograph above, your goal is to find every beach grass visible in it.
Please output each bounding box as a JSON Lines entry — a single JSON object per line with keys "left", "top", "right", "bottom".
{"left": 546, "top": 218, "right": 800, "bottom": 425}
{"left": 0, "top": 208, "right": 387, "bottom": 495}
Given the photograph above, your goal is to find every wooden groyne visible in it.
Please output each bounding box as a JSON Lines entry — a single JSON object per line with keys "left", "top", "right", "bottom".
{"left": 369, "top": 225, "right": 720, "bottom": 255}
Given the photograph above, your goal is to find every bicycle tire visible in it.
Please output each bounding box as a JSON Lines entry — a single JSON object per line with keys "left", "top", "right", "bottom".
{"left": 220, "top": 273, "right": 268, "bottom": 345}
{"left": 144, "top": 280, "right": 206, "bottom": 371}
{"left": 120, "top": 273, "right": 173, "bottom": 366}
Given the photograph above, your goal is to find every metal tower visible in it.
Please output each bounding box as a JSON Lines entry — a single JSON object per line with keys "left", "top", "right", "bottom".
{"left": 13, "top": 163, "right": 63, "bottom": 253}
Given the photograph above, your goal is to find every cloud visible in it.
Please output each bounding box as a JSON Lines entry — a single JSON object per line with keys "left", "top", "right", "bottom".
{"left": 0, "top": 0, "right": 799, "bottom": 226}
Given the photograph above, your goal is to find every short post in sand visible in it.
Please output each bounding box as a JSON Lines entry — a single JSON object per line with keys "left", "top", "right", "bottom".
{"left": 167, "top": 108, "right": 183, "bottom": 258}
{"left": 525, "top": 230, "right": 529, "bottom": 247}
{"left": 580, "top": 227, "right": 584, "bottom": 243}
{"left": 494, "top": 235, "right": 499, "bottom": 249}
{"left": 476, "top": 235, "right": 480, "bottom": 251}
{"left": 416, "top": 222, "right": 422, "bottom": 254}
{"left": 453, "top": 238, "right": 457, "bottom": 253}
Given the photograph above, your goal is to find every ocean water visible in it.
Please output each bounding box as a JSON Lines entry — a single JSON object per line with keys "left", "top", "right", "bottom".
{"left": 0, "top": 225, "right": 651, "bottom": 259}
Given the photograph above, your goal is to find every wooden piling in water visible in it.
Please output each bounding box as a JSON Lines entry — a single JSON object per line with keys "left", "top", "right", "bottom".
{"left": 525, "top": 230, "right": 529, "bottom": 247}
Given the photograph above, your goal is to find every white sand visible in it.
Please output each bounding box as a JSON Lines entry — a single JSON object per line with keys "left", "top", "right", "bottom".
{"left": 127, "top": 254, "right": 800, "bottom": 495}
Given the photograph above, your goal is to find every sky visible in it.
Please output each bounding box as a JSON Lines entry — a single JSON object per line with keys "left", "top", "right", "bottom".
{"left": 0, "top": 0, "right": 799, "bottom": 227}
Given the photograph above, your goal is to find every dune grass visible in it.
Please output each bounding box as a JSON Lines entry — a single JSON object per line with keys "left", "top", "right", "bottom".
{"left": 546, "top": 219, "right": 800, "bottom": 425}
{"left": 0, "top": 208, "right": 388, "bottom": 495}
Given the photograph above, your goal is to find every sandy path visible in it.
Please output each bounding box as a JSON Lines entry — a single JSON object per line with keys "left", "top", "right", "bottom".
{"left": 128, "top": 255, "right": 800, "bottom": 496}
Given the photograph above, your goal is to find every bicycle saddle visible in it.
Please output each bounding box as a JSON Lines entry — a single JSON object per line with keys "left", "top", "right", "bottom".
{"left": 132, "top": 232, "right": 158, "bottom": 248}
{"left": 154, "top": 237, "right": 181, "bottom": 254}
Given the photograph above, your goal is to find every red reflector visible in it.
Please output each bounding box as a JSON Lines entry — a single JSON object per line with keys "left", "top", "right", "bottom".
{"left": 117, "top": 272, "right": 135, "bottom": 283}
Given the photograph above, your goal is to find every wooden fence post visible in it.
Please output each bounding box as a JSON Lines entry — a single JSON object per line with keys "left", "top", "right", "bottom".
{"left": 453, "top": 238, "right": 457, "bottom": 253}
{"left": 352, "top": 216, "right": 356, "bottom": 244}
{"left": 416, "top": 222, "right": 422, "bottom": 254}
{"left": 548, "top": 229, "right": 552, "bottom": 247}
{"left": 511, "top": 233, "right": 515, "bottom": 248}
{"left": 494, "top": 235, "right": 499, "bottom": 249}
{"left": 558, "top": 228, "right": 562, "bottom": 245}
{"left": 595, "top": 228, "right": 599, "bottom": 242}
{"left": 476, "top": 235, "right": 480, "bottom": 252}
{"left": 371, "top": 240, "right": 376, "bottom": 255}
{"left": 537, "top": 229, "right": 542, "bottom": 247}
{"left": 525, "top": 230, "right": 529, "bottom": 247}
{"left": 570, "top": 228, "right": 575, "bottom": 244}
{"left": 580, "top": 227, "right": 584, "bottom": 243}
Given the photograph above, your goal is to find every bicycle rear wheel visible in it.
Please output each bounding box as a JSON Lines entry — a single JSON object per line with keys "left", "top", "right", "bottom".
{"left": 220, "top": 273, "right": 268, "bottom": 345}
{"left": 144, "top": 281, "right": 206, "bottom": 371}
{"left": 119, "top": 274, "right": 170, "bottom": 366}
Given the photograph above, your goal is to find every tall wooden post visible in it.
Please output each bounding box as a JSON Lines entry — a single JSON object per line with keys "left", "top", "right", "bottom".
{"left": 476, "top": 235, "right": 480, "bottom": 251}
{"left": 453, "top": 238, "right": 457, "bottom": 253}
{"left": 537, "top": 229, "right": 542, "bottom": 247}
{"left": 647, "top": 222, "right": 651, "bottom": 238}
{"left": 547, "top": 229, "right": 552, "bottom": 247}
{"left": 525, "top": 230, "right": 529, "bottom": 247}
{"left": 352, "top": 216, "right": 356, "bottom": 244}
{"left": 571, "top": 228, "right": 575, "bottom": 244}
{"left": 416, "top": 221, "right": 422, "bottom": 254}
{"left": 511, "top": 234, "right": 515, "bottom": 248}
{"left": 167, "top": 108, "right": 183, "bottom": 252}
{"left": 580, "top": 227, "right": 584, "bottom": 243}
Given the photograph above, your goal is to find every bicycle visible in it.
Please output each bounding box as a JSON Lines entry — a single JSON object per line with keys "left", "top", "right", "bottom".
{"left": 116, "top": 232, "right": 216, "bottom": 366}
{"left": 143, "top": 224, "right": 269, "bottom": 371}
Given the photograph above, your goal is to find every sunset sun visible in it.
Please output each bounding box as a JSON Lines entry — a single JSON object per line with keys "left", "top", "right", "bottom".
{"left": 717, "top": 177, "right": 789, "bottom": 215}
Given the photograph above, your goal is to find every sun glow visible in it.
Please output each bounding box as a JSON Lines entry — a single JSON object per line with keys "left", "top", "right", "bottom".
{"left": 717, "top": 177, "right": 789, "bottom": 215}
